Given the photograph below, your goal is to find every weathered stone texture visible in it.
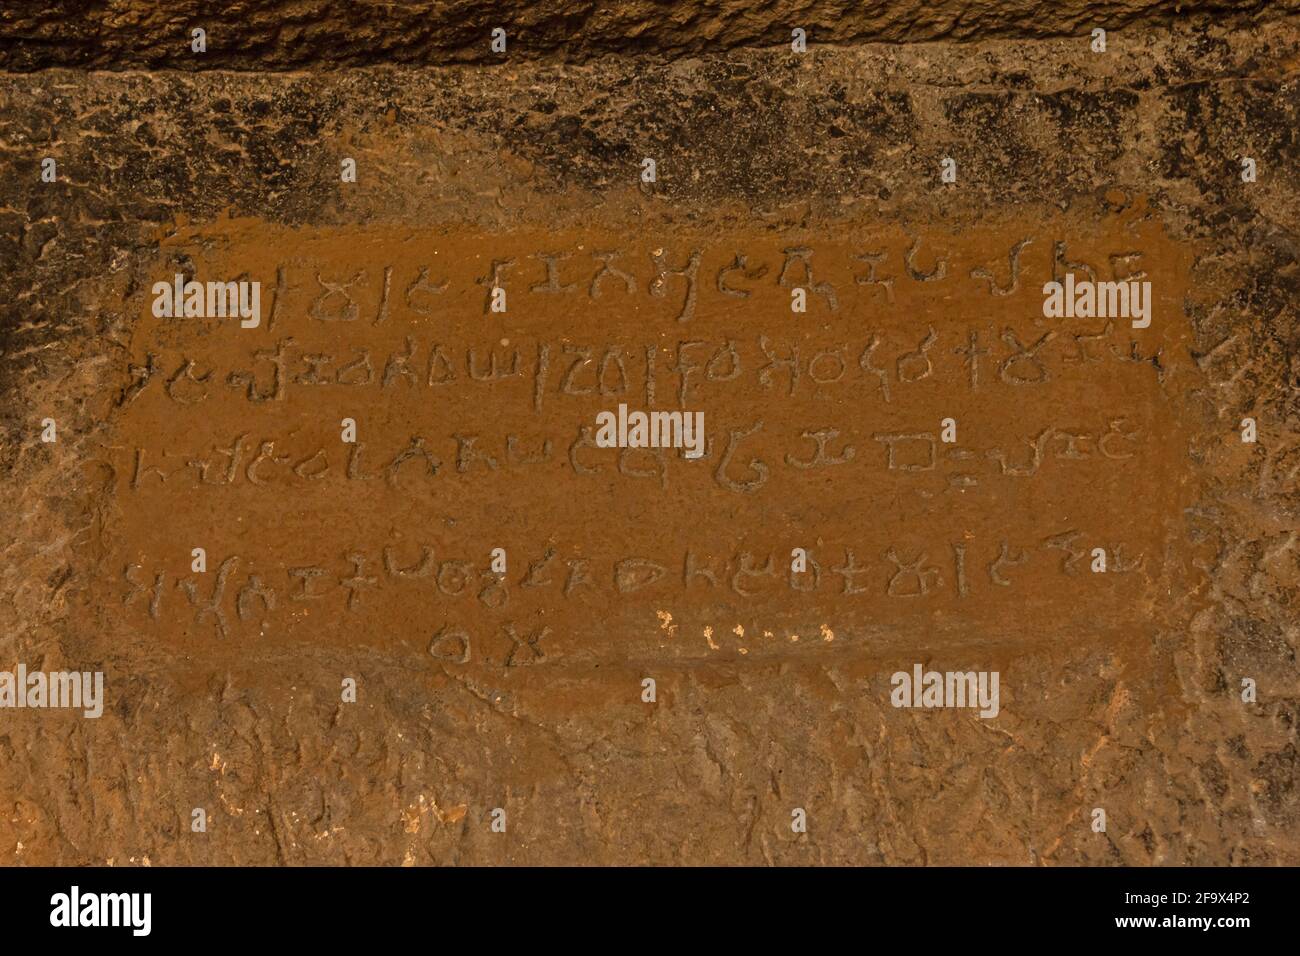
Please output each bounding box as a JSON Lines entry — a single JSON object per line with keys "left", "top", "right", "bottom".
{"left": 1, "top": 1, "right": 1298, "bottom": 68}
{"left": 0, "top": 17, "right": 1297, "bottom": 865}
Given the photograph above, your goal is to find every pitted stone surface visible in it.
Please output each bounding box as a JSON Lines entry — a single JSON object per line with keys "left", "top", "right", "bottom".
{"left": 2, "top": 1, "right": 1296, "bottom": 69}
{"left": 1, "top": 18, "right": 1297, "bottom": 865}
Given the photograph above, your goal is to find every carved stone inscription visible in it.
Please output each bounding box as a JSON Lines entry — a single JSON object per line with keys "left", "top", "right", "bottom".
{"left": 98, "top": 212, "right": 1197, "bottom": 667}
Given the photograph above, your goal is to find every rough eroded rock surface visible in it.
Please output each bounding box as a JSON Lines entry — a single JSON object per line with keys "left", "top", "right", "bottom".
{"left": 1, "top": 13, "right": 1298, "bottom": 865}
{"left": 2, "top": 0, "right": 1298, "bottom": 68}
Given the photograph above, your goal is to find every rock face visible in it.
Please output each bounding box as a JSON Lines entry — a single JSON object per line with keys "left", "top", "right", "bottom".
{"left": 2, "top": 1, "right": 1296, "bottom": 68}
{"left": 1, "top": 8, "right": 1298, "bottom": 865}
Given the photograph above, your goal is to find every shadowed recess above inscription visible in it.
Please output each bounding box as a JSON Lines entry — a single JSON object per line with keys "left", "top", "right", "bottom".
{"left": 2, "top": 1, "right": 1296, "bottom": 69}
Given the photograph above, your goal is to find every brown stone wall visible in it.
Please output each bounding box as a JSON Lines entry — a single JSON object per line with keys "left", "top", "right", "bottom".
{"left": 0, "top": 8, "right": 1297, "bottom": 865}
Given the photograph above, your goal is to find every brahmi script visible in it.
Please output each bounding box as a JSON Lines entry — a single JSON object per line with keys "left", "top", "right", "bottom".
{"left": 152, "top": 274, "right": 261, "bottom": 328}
